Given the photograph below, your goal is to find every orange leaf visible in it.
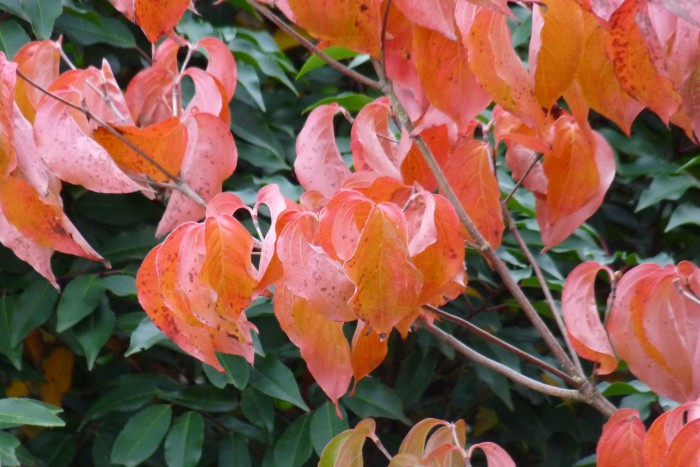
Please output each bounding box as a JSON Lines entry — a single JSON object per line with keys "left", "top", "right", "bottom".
{"left": 393, "top": 0, "right": 457, "bottom": 39}
{"left": 442, "top": 140, "right": 504, "bottom": 250}
{"left": 350, "top": 320, "right": 387, "bottom": 387}
{"left": 0, "top": 53, "right": 16, "bottom": 181}
{"left": 195, "top": 37, "right": 237, "bottom": 102}
{"left": 344, "top": 203, "right": 423, "bottom": 335}
{"left": 0, "top": 210, "right": 57, "bottom": 288}
{"left": 398, "top": 418, "right": 450, "bottom": 458}
{"left": 318, "top": 189, "right": 374, "bottom": 262}
{"left": 134, "top": 0, "right": 190, "bottom": 43}
{"left": 400, "top": 125, "right": 452, "bottom": 192}
{"left": 413, "top": 23, "right": 490, "bottom": 131}
{"left": 467, "top": 442, "right": 515, "bottom": 467}
{"left": 13, "top": 40, "right": 60, "bottom": 122}
{"left": 605, "top": 0, "right": 682, "bottom": 123}
{"left": 282, "top": 0, "right": 383, "bottom": 57}
{"left": 562, "top": 261, "right": 618, "bottom": 374}
{"left": 351, "top": 97, "right": 404, "bottom": 180}
{"left": 666, "top": 420, "right": 700, "bottom": 465}
{"left": 94, "top": 117, "right": 188, "bottom": 182}
{"left": 319, "top": 418, "right": 376, "bottom": 464}
{"left": 529, "top": 0, "right": 585, "bottom": 109}
{"left": 596, "top": 409, "right": 646, "bottom": 467}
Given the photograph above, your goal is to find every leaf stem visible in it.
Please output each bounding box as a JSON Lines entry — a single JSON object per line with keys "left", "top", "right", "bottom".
{"left": 502, "top": 152, "right": 542, "bottom": 204}
{"left": 249, "top": 1, "right": 383, "bottom": 91}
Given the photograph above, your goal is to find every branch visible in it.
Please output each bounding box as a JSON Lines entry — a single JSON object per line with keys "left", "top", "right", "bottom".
{"left": 424, "top": 305, "right": 577, "bottom": 386}
{"left": 417, "top": 318, "right": 585, "bottom": 401}
{"left": 249, "top": 1, "right": 383, "bottom": 91}
{"left": 16, "top": 69, "right": 207, "bottom": 208}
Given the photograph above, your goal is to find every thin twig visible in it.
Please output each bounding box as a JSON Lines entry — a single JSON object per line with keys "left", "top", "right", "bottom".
{"left": 249, "top": 1, "right": 383, "bottom": 91}
{"left": 503, "top": 152, "right": 542, "bottom": 204}
{"left": 424, "top": 304, "right": 577, "bottom": 385}
{"left": 16, "top": 69, "right": 207, "bottom": 208}
{"left": 417, "top": 318, "right": 585, "bottom": 401}
{"left": 501, "top": 206, "right": 584, "bottom": 374}
{"left": 379, "top": 0, "right": 391, "bottom": 78}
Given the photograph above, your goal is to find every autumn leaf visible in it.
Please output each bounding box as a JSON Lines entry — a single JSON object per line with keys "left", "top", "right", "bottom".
{"left": 351, "top": 97, "right": 404, "bottom": 180}
{"left": 350, "top": 320, "right": 387, "bottom": 388}
{"left": 134, "top": 0, "right": 191, "bottom": 43}
{"left": 194, "top": 37, "right": 237, "bottom": 102}
{"left": 596, "top": 409, "right": 646, "bottom": 467}
{"left": 318, "top": 189, "right": 375, "bottom": 262}
{"left": 319, "top": 418, "right": 376, "bottom": 466}
{"left": 467, "top": 442, "right": 516, "bottom": 467}
{"left": 393, "top": 0, "right": 457, "bottom": 39}
{"left": 13, "top": 40, "right": 60, "bottom": 122}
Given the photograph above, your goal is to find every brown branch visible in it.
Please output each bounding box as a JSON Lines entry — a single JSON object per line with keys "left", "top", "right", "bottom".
{"left": 249, "top": 1, "right": 383, "bottom": 91}
{"left": 16, "top": 69, "right": 207, "bottom": 208}
{"left": 503, "top": 152, "right": 542, "bottom": 204}
{"left": 424, "top": 305, "right": 577, "bottom": 385}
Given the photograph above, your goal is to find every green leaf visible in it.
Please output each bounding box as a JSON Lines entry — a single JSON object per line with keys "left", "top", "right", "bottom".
{"left": 0, "top": 19, "right": 30, "bottom": 58}
{"left": 230, "top": 100, "right": 286, "bottom": 164}
{"left": 297, "top": 47, "right": 359, "bottom": 79}
{"left": 273, "top": 414, "right": 312, "bottom": 467}
{"left": 236, "top": 62, "right": 265, "bottom": 111}
{"left": 111, "top": 405, "right": 172, "bottom": 467}
{"left": 73, "top": 192, "right": 161, "bottom": 226}
{"left": 27, "top": 432, "right": 76, "bottom": 467}
{"left": 218, "top": 352, "right": 250, "bottom": 389}
{"left": 341, "top": 379, "right": 410, "bottom": 425}
{"left": 240, "top": 388, "right": 274, "bottom": 436}
{"left": 164, "top": 412, "right": 204, "bottom": 467}
{"left": 124, "top": 318, "right": 165, "bottom": 356}
{"left": 100, "top": 275, "right": 137, "bottom": 297}
{"left": 0, "top": 295, "right": 22, "bottom": 369}
{"left": 0, "top": 398, "right": 64, "bottom": 428}
{"left": 56, "top": 274, "right": 105, "bottom": 332}
{"left": 55, "top": 10, "right": 135, "bottom": 48}
{"left": 72, "top": 297, "right": 115, "bottom": 370}
{"left": 158, "top": 386, "right": 238, "bottom": 412}
{"left": 22, "top": 0, "right": 62, "bottom": 39}
{"left": 249, "top": 356, "right": 309, "bottom": 411}
{"left": 101, "top": 226, "right": 159, "bottom": 263}
{"left": 0, "top": 431, "right": 20, "bottom": 467}
{"left": 218, "top": 434, "right": 251, "bottom": 467}
{"left": 303, "top": 93, "right": 374, "bottom": 114}
{"left": 310, "top": 403, "right": 349, "bottom": 457}
{"left": 11, "top": 280, "right": 58, "bottom": 348}
{"left": 665, "top": 203, "right": 700, "bottom": 232}
{"left": 635, "top": 175, "right": 698, "bottom": 211}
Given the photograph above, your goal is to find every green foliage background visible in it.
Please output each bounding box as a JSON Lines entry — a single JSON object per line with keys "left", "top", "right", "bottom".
{"left": 0, "top": 1, "right": 697, "bottom": 466}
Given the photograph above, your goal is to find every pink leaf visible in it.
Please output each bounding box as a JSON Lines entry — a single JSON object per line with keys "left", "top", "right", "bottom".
{"left": 468, "top": 442, "right": 516, "bottom": 467}
{"left": 596, "top": 409, "right": 646, "bottom": 467}
{"left": 393, "top": 0, "right": 457, "bottom": 39}
{"left": 195, "top": 37, "right": 236, "bottom": 101}
{"left": 295, "top": 103, "right": 352, "bottom": 196}
{"left": 351, "top": 97, "right": 403, "bottom": 180}
{"left": 562, "top": 261, "right": 618, "bottom": 374}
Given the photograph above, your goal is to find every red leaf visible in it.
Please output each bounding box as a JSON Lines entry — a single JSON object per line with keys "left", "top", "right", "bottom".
{"left": 400, "top": 125, "right": 452, "bottom": 192}
{"left": 608, "top": 262, "right": 700, "bottom": 402}
{"left": 666, "top": 419, "right": 700, "bottom": 465}
{"left": 351, "top": 97, "right": 404, "bottom": 180}
{"left": 442, "top": 140, "right": 504, "bottom": 250}
{"left": 413, "top": 23, "right": 490, "bottom": 130}
{"left": 195, "top": 37, "right": 237, "bottom": 102}
{"left": 464, "top": 8, "right": 544, "bottom": 128}
{"left": 596, "top": 409, "right": 646, "bottom": 467}
{"left": 94, "top": 117, "right": 188, "bottom": 183}
{"left": 34, "top": 88, "right": 145, "bottom": 193}
{"left": 529, "top": 0, "right": 585, "bottom": 109}
{"left": 467, "top": 442, "right": 516, "bottom": 467}
{"left": 134, "top": 0, "right": 190, "bottom": 42}
{"left": 181, "top": 68, "right": 227, "bottom": 122}
{"left": 605, "top": 0, "right": 682, "bottom": 124}
{"left": 274, "top": 284, "right": 352, "bottom": 407}
{"left": 394, "top": 0, "right": 457, "bottom": 39}
{"left": 295, "top": 103, "right": 352, "bottom": 196}
{"left": 350, "top": 320, "right": 387, "bottom": 386}
{"left": 344, "top": 203, "right": 423, "bottom": 335}
{"left": 538, "top": 129, "right": 615, "bottom": 250}
{"left": 156, "top": 113, "right": 237, "bottom": 236}
{"left": 562, "top": 261, "right": 617, "bottom": 374}
{"left": 282, "top": 0, "right": 383, "bottom": 56}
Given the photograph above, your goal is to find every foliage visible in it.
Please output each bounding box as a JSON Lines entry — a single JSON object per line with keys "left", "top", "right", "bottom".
{"left": 0, "top": 0, "right": 698, "bottom": 466}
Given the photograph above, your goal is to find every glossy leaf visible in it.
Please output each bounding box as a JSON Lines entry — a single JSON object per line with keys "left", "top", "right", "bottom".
{"left": 164, "top": 412, "right": 205, "bottom": 467}
{"left": 562, "top": 261, "right": 617, "bottom": 374}
{"left": 111, "top": 404, "right": 172, "bottom": 467}
{"left": 273, "top": 413, "right": 312, "bottom": 467}
{"left": 0, "top": 398, "right": 64, "bottom": 428}
{"left": 249, "top": 355, "right": 310, "bottom": 411}
{"left": 310, "top": 402, "right": 350, "bottom": 456}
{"left": 56, "top": 275, "right": 105, "bottom": 332}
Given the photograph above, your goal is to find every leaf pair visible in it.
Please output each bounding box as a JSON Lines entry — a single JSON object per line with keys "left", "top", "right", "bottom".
{"left": 563, "top": 260, "right": 700, "bottom": 403}
{"left": 597, "top": 400, "right": 700, "bottom": 465}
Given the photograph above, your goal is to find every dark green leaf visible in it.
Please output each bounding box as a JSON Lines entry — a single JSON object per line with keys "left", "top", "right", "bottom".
{"left": 159, "top": 386, "right": 238, "bottom": 412}
{"left": 236, "top": 62, "right": 265, "bottom": 111}
{"left": 636, "top": 175, "right": 698, "bottom": 211}
{"left": 665, "top": 203, "right": 700, "bottom": 232}
{"left": 0, "top": 295, "right": 22, "bottom": 369}
{"left": 101, "top": 226, "right": 159, "bottom": 263}
{"left": 164, "top": 412, "right": 204, "bottom": 467}
{"left": 100, "top": 275, "right": 137, "bottom": 297}
{"left": 218, "top": 352, "right": 250, "bottom": 389}
{"left": 341, "top": 379, "right": 410, "bottom": 425}
{"left": 297, "top": 47, "right": 359, "bottom": 79}
{"left": 249, "top": 356, "right": 309, "bottom": 411}
{"left": 273, "top": 413, "right": 312, "bottom": 467}
{"left": 73, "top": 193, "right": 160, "bottom": 225}
{"left": 72, "top": 297, "right": 115, "bottom": 370}
{"left": 0, "top": 431, "right": 20, "bottom": 467}
{"left": 27, "top": 432, "right": 76, "bottom": 467}
{"left": 218, "top": 434, "right": 251, "bottom": 467}
{"left": 309, "top": 402, "right": 348, "bottom": 457}
{"left": 125, "top": 318, "right": 165, "bottom": 356}
{"left": 22, "top": 0, "right": 62, "bottom": 39}
{"left": 111, "top": 405, "right": 172, "bottom": 467}
{"left": 11, "top": 280, "right": 58, "bottom": 348}
{"left": 240, "top": 388, "right": 274, "bottom": 436}
{"left": 55, "top": 10, "right": 135, "bottom": 48}
{"left": 0, "top": 19, "right": 30, "bottom": 58}
{"left": 0, "top": 398, "right": 64, "bottom": 428}
{"left": 56, "top": 274, "right": 105, "bottom": 332}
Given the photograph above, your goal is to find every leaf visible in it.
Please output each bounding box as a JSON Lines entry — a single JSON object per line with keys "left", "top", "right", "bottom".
{"left": 133, "top": 0, "right": 189, "bottom": 42}
{"left": 294, "top": 103, "right": 351, "bottom": 196}
{"left": 310, "top": 402, "right": 350, "bottom": 456}
{"left": 394, "top": 0, "right": 457, "bottom": 39}
{"left": 350, "top": 97, "right": 403, "bottom": 180}
{"left": 22, "top": 0, "right": 62, "bottom": 40}
{"left": 282, "top": 0, "right": 382, "bottom": 57}
{"left": 665, "top": 204, "right": 700, "bottom": 232}
{"left": 659, "top": 0, "right": 700, "bottom": 27}
{"left": 0, "top": 20, "right": 30, "bottom": 60}
{"left": 319, "top": 418, "right": 375, "bottom": 467}
{"left": 55, "top": 10, "right": 136, "bottom": 48}
{"left": 56, "top": 274, "right": 106, "bottom": 332}
{"left": 350, "top": 320, "right": 387, "bottom": 386}
{"left": 249, "top": 355, "right": 309, "bottom": 411}
{"left": 111, "top": 404, "right": 172, "bottom": 467}
{"left": 398, "top": 418, "right": 449, "bottom": 458}
{"left": 344, "top": 203, "right": 423, "bottom": 335}
{"left": 467, "top": 442, "right": 516, "bottom": 467}
{"left": 73, "top": 299, "right": 116, "bottom": 370}
{"left": 529, "top": 0, "right": 584, "bottom": 108}
{"left": 412, "top": 23, "right": 490, "bottom": 130}
{"left": 665, "top": 419, "right": 700, "bottom": 465}
{"left": 596, "top": 408, "right": 646, "bottom": 467}
{"left": 79, "top": 378, "right": 164, "bottom": 428}
{"left": 443, "top": 140, "right": 504, "bottom": 250}
{"left": 273, "top": 414, "right": 312, "bottom": 467}
{"left": 218, "top": 434, "right": 252, "bottom": 467}
{"left": 101, "top": 275, "right": 137, "bottom": 297}
{"left": 605, "top": 0, "right": 682, "bottom": 124}
{"left": 195, "top": 37, "right": 237, "bottom": 101}
{"left": 636, "top": 174, "right": 698, "bottom": 211}
{"left": 37, "top": 346, "right": 74, "bottom": 406}
{"left": 156, "top": 113, "right": 237, "bottom": 236}
{"left": 0, "top": 398, "right": 64, "bottom": 428}
{"left": 159, "top": 386, "right": 238, "bottom": 412}
{"left": 342, "top": 378, "right": 411, "bottom": 424}
{"left": 10, "top": 279, "right": 58, "bottom": 348}
{"left": 240, "top": 388, "right": 274, "bottom": 435}
{"left": 562, "top": 261, "right": 617, "bottom": 374}
{"left": 164, "top": 412, "right": 205, "bottom": 467}
{"left": 297, "top": 47, "right": 361, "bottom": 79}
{"left": 94, "top": 117, "right": 188, "bottom": 183}
{"left": 13, "top": 40, "right": 60, "bottom": 121}
{"left": 125, "top": 318, "right": 165, "bottom": 356}
{"left": 0, "top": 431, "right": 20, "bottom": 466}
